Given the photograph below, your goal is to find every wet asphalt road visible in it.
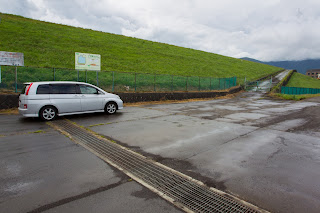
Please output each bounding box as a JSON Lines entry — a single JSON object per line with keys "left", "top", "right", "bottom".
{"left": 0, "top": 115, "right": 182, "bottom": 213}
{"left": 248, "top": 70, "right": 290, "bottom": 92}
{"left": 70, "top": 92, "right": 320, "bottom": 213}
{"left": 1, "top": 92, "right": 320, "bottom": 213}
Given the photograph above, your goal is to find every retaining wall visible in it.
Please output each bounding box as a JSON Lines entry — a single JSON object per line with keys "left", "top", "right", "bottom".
{"left": 117, "top": 86, "right": 241, "bottom": 103}
{"left": 0, "top": 94, "right": 19, "bottom": 110}
{"left": 0, "top": 86, "right": 241, "bottom": 109}
{"left": 282, "top": 70, "right": 297, "bottom": 87}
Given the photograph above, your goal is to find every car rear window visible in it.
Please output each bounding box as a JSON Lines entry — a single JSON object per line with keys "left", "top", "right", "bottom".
{"left": 21, "top": 84, "right": 29, "bottom": 94}
{"left": 51, "top": 84, "right": 77, "bottom": 94}
{"left": 37, "top": 84, "right": 51, "bottom": 94}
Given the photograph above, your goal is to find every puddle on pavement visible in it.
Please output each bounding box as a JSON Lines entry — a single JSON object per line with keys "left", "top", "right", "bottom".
{"left": 269, "top": 119, "right": 307, "bottom": 131}
{"left": 213, "top": 105, "right": 243, "bottom": 111}
{"left": 224, "top": 113, "right": 269, "bottom": 121}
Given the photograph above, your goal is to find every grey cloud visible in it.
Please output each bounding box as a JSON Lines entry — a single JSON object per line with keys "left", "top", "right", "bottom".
{"left": 0, "top": 0, "right": 38, "bottom": 17}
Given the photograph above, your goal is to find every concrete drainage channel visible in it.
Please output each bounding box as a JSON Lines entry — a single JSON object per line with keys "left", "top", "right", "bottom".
{"left": 49, "top": 119, "right": 267, "bottom": 213}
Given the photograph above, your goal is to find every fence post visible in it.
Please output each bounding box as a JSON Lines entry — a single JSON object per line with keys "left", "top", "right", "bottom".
{"left": 112, "top": 71, "right": 114, "bottom": 92}
{"left": 269, "top": 77, "right": 272, "bottom": 91}
{"left": 135, "top": 72, "right": 137, "bottom": 92}
{"left": 186, "top": 77, "right": 188, "bottom": 91}
{"left": 77, "top": 70, "right": 79, "bottom": 82}
{"left": 15, "top": 66, "right": 17, "bottom": 93}
{"left": 244, "top": 77, "right": 246, "bottom": 90}
{"left": 198, "top": 77, "right": 200, "bottom": 91}
{"left": 171, "top": 75, "right": 173, "bottom": 91}
{"left": 53, "top": 68, "right": 55, "bottom": 81}
{"left": 96, "top": 71, "right": 99, "bottom": 86}
{"left": 85, "top": 70, "right": 87, "bottom": 83}
{"left": 154, "top": 74, "right": 156, "bottom": 92}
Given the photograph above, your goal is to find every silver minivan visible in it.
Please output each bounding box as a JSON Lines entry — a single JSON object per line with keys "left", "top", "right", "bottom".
{"left": 19, "top": 81, "right": 123, "bottom": 121}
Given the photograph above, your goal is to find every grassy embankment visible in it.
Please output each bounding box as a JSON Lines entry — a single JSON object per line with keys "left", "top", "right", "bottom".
{"left": 272, "top": 72, "right": 320, "bottom": 100}
{"left": 0, "top": 13, "right": 281, "bottom": 92}
{"left": 286, "top": 72, "right": 320, "bottom": 88}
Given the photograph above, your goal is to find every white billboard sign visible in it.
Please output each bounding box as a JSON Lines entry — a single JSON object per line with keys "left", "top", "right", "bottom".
{"left": 75, "top": 52, "right": 101, "bottom": 71}
{"left": 0, "top": 51, "right": 24, "bottom": 66}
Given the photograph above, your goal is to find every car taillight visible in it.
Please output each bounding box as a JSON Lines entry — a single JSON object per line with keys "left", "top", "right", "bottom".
{"left": 26, "top": 83, "right": 33, "bottom": 95}
{"left": 24, "top": 104, "right": 27, "bottom": 109}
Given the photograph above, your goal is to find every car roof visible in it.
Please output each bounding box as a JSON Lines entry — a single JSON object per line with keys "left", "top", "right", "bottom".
{"left": 23, "top": 81, "right": 92, "bottom": 85}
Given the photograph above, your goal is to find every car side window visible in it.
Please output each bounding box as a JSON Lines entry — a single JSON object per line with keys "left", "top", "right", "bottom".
{"left": 79, "top": 85, "right": 99, "bottom": 94}
{"left": 51, "top": 84, "right": 77, "bottom": 94}
{"left": 37, "top": 84, "right": 51, "bottom": 94}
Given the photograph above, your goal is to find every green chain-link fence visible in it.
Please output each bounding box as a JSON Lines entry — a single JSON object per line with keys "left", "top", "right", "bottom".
{"left": 281, "top": 86, "right": 320, "bottom": 95}
{"left": 0, "top": 65, "right": 237, "bottom": 93}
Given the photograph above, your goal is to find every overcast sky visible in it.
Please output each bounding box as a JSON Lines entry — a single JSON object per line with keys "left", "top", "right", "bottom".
{"left": 1, "top": 0, "right": 320, "bottom": 61}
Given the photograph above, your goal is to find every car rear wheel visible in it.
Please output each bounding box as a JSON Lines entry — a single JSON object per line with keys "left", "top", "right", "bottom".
{"left": 105, "top": 102, "right": 117, "bottom": 114}
{"left": 40, "top": 106, "right": 57, "bottom": 121}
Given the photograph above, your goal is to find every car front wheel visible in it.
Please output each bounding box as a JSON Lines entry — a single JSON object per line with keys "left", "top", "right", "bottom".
{"left": 40, "top": 106, "right": 57, "bottom": 121}
{"left": 105, "top": 102, "right": 117, "bottom": 114}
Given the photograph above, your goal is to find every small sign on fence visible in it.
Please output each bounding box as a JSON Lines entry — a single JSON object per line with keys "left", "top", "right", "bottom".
{"left": 0, "top": 51, "right": 24, "bottom": 66}
{"left": 0, "top": 51, "right": 24, "bottom": 84}
{"left": 75, "top": 52, "right": 101, "bottom": 71}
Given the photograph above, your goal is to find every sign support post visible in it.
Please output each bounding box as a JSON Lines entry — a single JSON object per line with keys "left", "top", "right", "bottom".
{"left": 96, "top": 71, "right": 99, "bottom": 86}
{"left": 15, "top": 66, "right": 18, "bottom": 93}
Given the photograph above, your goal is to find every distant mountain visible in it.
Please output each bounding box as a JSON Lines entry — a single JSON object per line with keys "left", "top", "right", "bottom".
{"left": 241, "top": 57, "right": 320, "bottom": 74}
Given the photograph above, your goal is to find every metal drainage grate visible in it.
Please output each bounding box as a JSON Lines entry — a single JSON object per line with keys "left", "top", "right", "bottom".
{"left": 50, "top": 119, "right": 264, "bottom": 213}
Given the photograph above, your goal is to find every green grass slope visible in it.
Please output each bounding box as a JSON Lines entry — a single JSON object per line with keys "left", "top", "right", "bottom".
{"left": 0, "top": 13, "right": 281, "bottom": 80}
{"left": 286, "top": 72, "right": 320, "bottom": 88}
